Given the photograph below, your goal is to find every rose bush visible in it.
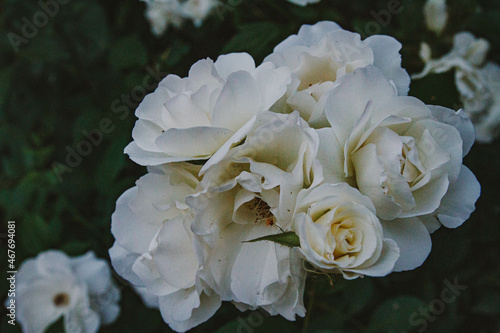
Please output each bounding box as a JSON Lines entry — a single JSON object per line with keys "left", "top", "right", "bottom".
{"left": 109, "top": 20, "right": 481, "bottom": 332}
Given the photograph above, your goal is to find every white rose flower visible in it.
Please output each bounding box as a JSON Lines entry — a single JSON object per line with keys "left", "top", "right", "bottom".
{"left": 293, "top": 183, "right": 399, "bottom": 279}
{"left": 424, "top": 0, "right": 448, "bottom": 35}
{"left": 187, "top": 111, "right": 322, "bottom": 320}
{"left": 109, "top": 162, "right": 221, "bottom": 332}
{"left": 142, "top": 0, "right": 183, "bottom": 36}
{"left": 264, "top": 21, "right": 410, "bottom": 127}
{"left": 125, "top": 52, "right": 292, "bottom": 166}
{"left": 11, "top": 250, "right": 120, "bottom": 333}
{"left": 319, "top": 66, "right": 480, "bottom": 270}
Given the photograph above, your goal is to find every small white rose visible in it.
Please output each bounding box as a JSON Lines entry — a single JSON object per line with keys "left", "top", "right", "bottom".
{"left": 293, "top": 183, "right": 399, "bottom": 279}
{"left": 11, "top": 250, "right": 119, "bottom": 333}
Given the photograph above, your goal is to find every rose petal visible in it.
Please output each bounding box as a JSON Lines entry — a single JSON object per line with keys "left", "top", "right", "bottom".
{"left": 436, "top": 165, "right": 480, "bottom": 228}
{"left": 381, "top": 217, "right": 432, "bottom": 271}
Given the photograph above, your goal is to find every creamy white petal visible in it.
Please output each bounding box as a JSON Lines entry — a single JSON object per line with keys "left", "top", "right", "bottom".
{"left": 132, "top": 120, "right": 165, "bottom": 153}
{"left": 346, "top": 238, "right": 399, "bottom": 277}
{"left": 214, "top": 53, "right": 256, "bottom": 80}
{"left": 212, "top": 71, "right": 262, "bottom": 130}
{"left": 153, "top": 217, "right": 198, "bottom": 289}
{"left": 161, "top": 94, "right": 212, "bottom": 129}
{"left": 428, "top": 106, "right": 475, "bottom": 157}
{"left": 125, "top": 141, "right": 184, "bottom": 166}
{"left": 381, "top": 218, "right": 432, "bottom": 271}
{"left": 72, "top": 252, "right": 111, "bottom": 295}
{"left": 155, "top": 126, "right": 234, "bottom": 158}
{"left": 111, "top": 187, "right": 161, "bottom": 254}
{"left": 109, "top": 242, "right": 143, "bottom": 286}
{"left": 158, "top": 288, "right": 221, "bottom": 333}
{"left": 315, "top": 128, "right": 346, "bottom": 184}
{"left": 365, "top": 35, "right": 410, "bottom": 95}
{"left": 435, "top": 165, "right": 481, "bottom": 228}
{"left": 325, "top": 66, "right": 397, "bottom": 143}
{"left": 352, "top": 143, "right": 403, "bottom": 220}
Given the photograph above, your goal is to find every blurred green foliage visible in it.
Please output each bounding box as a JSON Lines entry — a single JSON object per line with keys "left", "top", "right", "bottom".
{"left": 1, "top": 0, "right": 500, "bottom": 332}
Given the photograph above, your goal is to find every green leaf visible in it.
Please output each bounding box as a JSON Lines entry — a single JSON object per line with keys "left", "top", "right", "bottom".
{"left": 243, "top": 231, "right": 300, "bottom": 248}
{"left": 109, "top": 35, "right": 148, "bottom": 70}
{"left": 0, "top": 66, "right": 13, "bottom": 106}
{"left": 18, "top": 214, "right": 62, "bottom": 255}
{"left": 472, "top": 293, "right": 500, "bottom": 315}
{"left": 61, "top": 1, "right": 110, "bottom": 62}
{"left": 369, "top": 296, "right": 427, "bottom": 333}
{"left": 95, "top": 136, "right": 127, "bottom": 194}
{"left": 222, "top": 22, "right": 285, "bottom": 62}
{"left": 21, "top": 27, "right": 70, "bottom": 63}
{"left": 60, "top": 240, "right": 91, "bottom": 256}
{"left": 342, "top": 277, "right": 375, "bottom": 315}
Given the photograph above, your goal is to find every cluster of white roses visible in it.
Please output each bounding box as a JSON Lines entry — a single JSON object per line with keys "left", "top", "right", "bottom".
{"left": 11, "top": 251, "right": 120, "bottom": 333}
{"left": 110, "top": 21, "right": 480, "bottom": 332}
{"left": 414, "top": 32, "right": 500, "bottom": 143}
{"left": 142, "top": 0, "right": 218, "bottom": 36}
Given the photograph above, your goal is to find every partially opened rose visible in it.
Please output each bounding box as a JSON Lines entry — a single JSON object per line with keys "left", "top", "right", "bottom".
{"left": 293, "top": 183, "right": 399, "bottom": 279}
{"left": 125, "top": 52, "right": 291, "bottom": 166}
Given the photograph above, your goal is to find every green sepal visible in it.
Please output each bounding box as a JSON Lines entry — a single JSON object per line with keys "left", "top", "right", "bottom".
{"left": 243, "top": 231, "right": 300, "bottom": 248}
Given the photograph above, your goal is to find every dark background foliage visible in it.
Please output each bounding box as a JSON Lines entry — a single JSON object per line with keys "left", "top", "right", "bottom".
{"left": 1, "top": 0, "right": 499, "bottom": 332}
